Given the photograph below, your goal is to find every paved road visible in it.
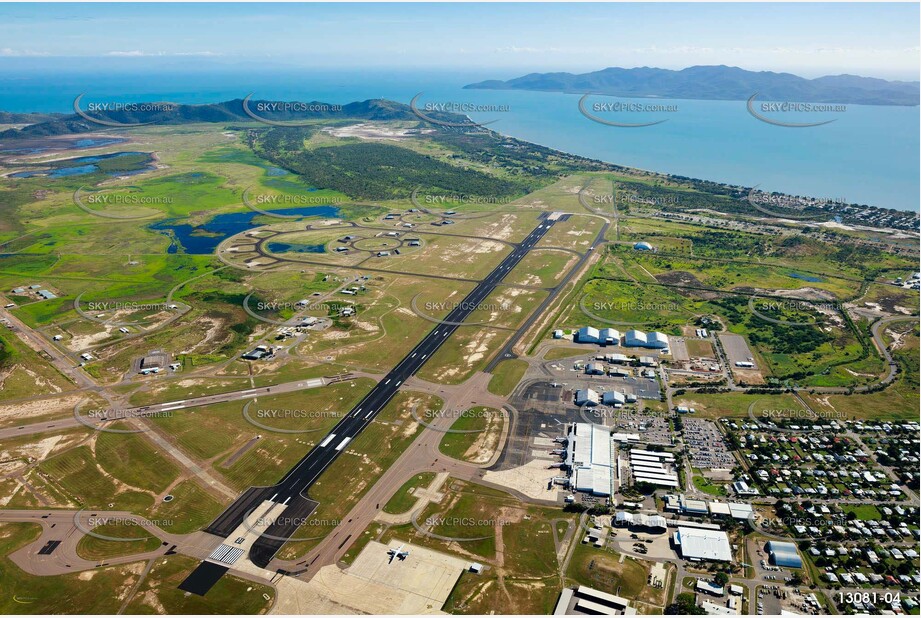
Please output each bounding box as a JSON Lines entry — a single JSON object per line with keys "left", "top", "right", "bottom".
{"left": 0, "top": 305, "right": 96, "bottom": 389}
{"left": 486, "top": 215, "right": 608, "bottom": 371}
{"left": 204, "top": 214, "right": 564, "bottom": 569}
{"left": 0, "top": 376, "right": 336, "bottom": 440}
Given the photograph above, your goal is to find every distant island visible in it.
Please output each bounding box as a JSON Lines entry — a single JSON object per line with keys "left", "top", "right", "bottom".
{"left": 465, "top": 65, "right": 920, "bottom": 106}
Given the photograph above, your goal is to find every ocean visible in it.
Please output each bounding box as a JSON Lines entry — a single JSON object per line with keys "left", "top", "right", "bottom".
{"left": 1, "top": 68, "right": 917, "bottom": 212}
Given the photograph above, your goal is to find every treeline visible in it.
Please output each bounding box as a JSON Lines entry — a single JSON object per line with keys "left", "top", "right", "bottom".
{"left": 250, "top": 128, "right": 530, "bottom": 200}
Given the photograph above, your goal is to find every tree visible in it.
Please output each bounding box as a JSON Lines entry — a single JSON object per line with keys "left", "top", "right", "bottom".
{"left": 714, "top": 571, "right": 730, "bottom": 586}
{"left": 665, "top": 593, "right": 706, "bottom": 615}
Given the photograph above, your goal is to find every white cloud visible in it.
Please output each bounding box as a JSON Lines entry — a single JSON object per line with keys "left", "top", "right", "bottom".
{"left": 105, "top": 50, "right": 221, "bottom": 57}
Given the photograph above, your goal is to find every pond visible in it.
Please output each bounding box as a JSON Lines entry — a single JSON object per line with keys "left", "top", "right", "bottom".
{"left": 265, "top": 241, "right": 326, "bottom": 254}
{"left": 9, "top": 151, "right": 153, "bottom": 178}
{"left": 787, "top": 272, "right": 824, "bottom": 283}
{"left": 151, "top": 205, "right": 340, "bottom": 254}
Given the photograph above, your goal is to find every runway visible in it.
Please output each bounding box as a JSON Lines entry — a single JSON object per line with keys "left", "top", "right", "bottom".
{"left": 196, "top": 213, "right": 565, "bottom": 579}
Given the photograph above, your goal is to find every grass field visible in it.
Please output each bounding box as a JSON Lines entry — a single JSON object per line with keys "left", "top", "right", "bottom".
{"left": 382, "top": 478, "right": 572, "bottom": 615}
{"left": 438, "top": 407, "right": 504, "bottom": 464}
{"left": 122, "top": 554, "right": 274, "bottom": 614}
{"left": 75, "top": 522, "right": 162, "bottom": 561}
{"left": 146, "top": 479, "right": 224, "bottom": 534}
{"left": 565, "top": 542, "right": 649, "bottom": 601}
{"left": 382, "top": 472, "right": 436, "bottom": 515}
{"left": 39, "top": 444, "right": 155, "bottom": 512}
{"left": 692, "top": 472, "right": 728, "bottom": 496}
{"left": 487, "top": 359, "right": 528, "bottom": 396}
{"left": 0, "top": 523, "right": 143, "bottom": 614}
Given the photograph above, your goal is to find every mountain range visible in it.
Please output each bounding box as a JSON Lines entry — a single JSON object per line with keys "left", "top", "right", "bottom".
{"left": 0, "top": 98, "right": 437, "bottom": 140}
{"left": 464, "top": 65, "right": 919, "bottom": 106}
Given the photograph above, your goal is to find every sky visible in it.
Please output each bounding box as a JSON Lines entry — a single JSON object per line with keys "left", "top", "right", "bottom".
{"left": 0, "top": 3, "right": 918, "bottom": 80}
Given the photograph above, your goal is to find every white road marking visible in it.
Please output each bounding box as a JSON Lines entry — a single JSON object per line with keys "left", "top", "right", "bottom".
{"left": 319, "top": 434, "right": 336, "bottom": 447}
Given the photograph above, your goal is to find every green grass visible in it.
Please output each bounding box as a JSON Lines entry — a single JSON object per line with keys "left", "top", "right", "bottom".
{"left": 122, "top": 554, "right": 274, "bottom": 614}
{"left": 565, "top": 542, "right": 649, "bottom": 600}
{"left": 0, "top": 522, "right": 142, "bottom": 614}
{"left": 39, "top": 445, "right": 154, "bottom": 512}
{"left": 145, "top": 479, "right": 224, "bottom": 534}
{"left": 95, "top": 430, "right": 180, "bottom": 494}
{"left": 340, "top": 522, "right": 385, "bottom": 566}
{"left": 382, "top": 472, "right": 436, "bottom": 515}
{"left": 438, "top": 407, "right": 502, "bottom": 463}
{"left": 692, "top": 473, "right": 728, "bottom": 496}
{"left": 75, "top": 522, "right": 162, "bottom": 561}
{"left": 487, "top": 359, "right": 528, "bottom": 396}
{"left": 543, "top": 346, "right": 585, "bottom": 361}
{"left": 841, "top": 504, "right": 882, "bottom": 521}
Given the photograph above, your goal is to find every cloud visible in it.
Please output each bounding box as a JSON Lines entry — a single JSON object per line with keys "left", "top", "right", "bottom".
{"left": 104, "top": 50, "right": 221, "bottom": 57}
{"left": 0, "top": 47, "right": 51, "bottom": 56}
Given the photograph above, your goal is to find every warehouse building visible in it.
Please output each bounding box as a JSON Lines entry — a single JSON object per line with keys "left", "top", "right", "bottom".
{"left": 673, "top": 527, "right": 733, "bottom": 562}
{"left": 613, "top": 511, "right": 667, "bottom": 534}
{"left": 602, "top": 390, "right": 626, "bottom": 406}
{"left": 567, "top": 423, "right": 613, "bottom": 497}
{"left": 623, "top": 329, "right": 669, "bottom": 349}
{"left": 574, "top": 388, "right": 600, "bottom": 406}
{"left": 585, "top": 362, "right": 605, "bottom": 375}
{"left": 554, "top": 585, "right": 636, "bottom": 616}
{"left": 766, "top": 541, "right": 803, "bottom": 568}
{"left": 599, "top": 328, "right": 621, "bottom": 344}
{"left": 576, "top": 326, "right": 600, "bottom": 343}
{"left": 629, "top": 450, "right": 679, "bottom": 487}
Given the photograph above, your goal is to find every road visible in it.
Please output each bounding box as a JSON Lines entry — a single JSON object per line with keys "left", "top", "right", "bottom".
{"left": 203, "top": 214, "right": 565, "bottom": 569}
{"left": 486, "top": 214, "right": 609, "bottom": 371}
{"left": 0, "top": 376, "right": 339, "bottom": 440}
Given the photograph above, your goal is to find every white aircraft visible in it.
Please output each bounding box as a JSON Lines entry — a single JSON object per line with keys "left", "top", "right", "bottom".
{"left": 387, "top": 544, "right": 410, "bottom": 563}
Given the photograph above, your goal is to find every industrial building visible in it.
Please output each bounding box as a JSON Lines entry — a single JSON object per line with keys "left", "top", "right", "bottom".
{"left": 766, "top": 541, "right": 803, "bottom": 568}
{"left": 567, "top": 423, "right": 613, "bottom": 497}
{"left": 600, "top": 328, "right": 621, "bottom": 344}
{"left": 673, "top": 527, "right": 733, "bottom": 562}
{"left": 623, "top": 329, "right": 669, "bottom": 349}
{"left": 629, "top": 449, "right": 679, "bottom": 487}
{"left": 613, "top": 511, "right": 667, "bottom": 533}
{"left": 585, "top": 362, "right": 605, "bottom": 375}
{"left": 554, "top": 585, "right": 636, "bottom": 616}
{"left": 574, "top": 388, "right": 600, "bottom": 406}
{"left": 575, "top": 326, "right": 621, "bottom": 345}
{"left": 602, "top": 390, "right": 626, "bottom": 406}
{"left": 662, "top": 495, "right": 755, "bottom": 521}
{"left": 576, "top": 326, "right": 600, "bottom": 343}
